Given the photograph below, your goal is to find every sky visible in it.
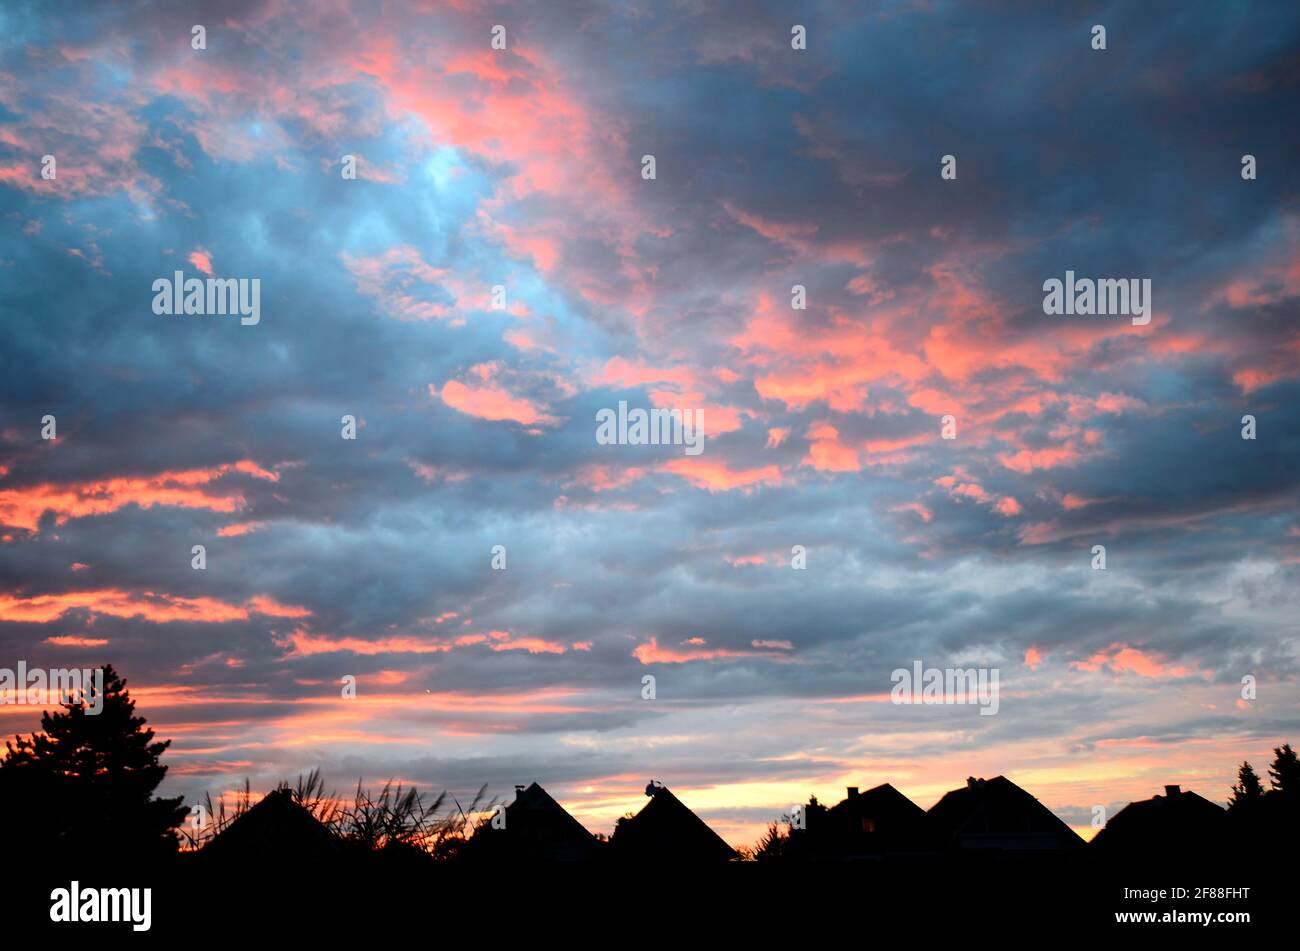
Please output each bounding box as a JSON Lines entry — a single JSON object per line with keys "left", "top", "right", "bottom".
{"left": 1, "top": 0, "right": 1298, "bottom": 848}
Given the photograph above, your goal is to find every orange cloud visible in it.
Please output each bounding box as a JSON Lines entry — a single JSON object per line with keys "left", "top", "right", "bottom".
{"left": 277, "top": 629, "right": 452, "bottom": 657}
{"left": 0, "top": 461, "right": 277, "bottom": 532}
{"left": 633, "top": 636, "right": 756, "bottom": 664}
{"left": 0, "top": 589, "right": 304, "bottom": 624}
{"left": 277, "top": 626, "right": 566, "bottom": 657}
{"left": 43, "top": 635, "right": 109, "bottom": 647}
{"left": 244, "top": 596, "right": 311, "bottom": 619}
{"left": 1072, "top": 644, "right": 1194, "bottom": 679}
{"left": 489, "top": 635, "right": 567, "bottom": 655}
{"left": 218, "top": 520, "right": 267, "bottom": 537}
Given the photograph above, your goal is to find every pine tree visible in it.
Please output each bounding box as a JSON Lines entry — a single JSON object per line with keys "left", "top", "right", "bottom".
{"left": 1227, "top": 761, "right": 1264, "bottom": 809}
{"left": 753, "top": 821, "right": 787, "bottom": 861}
{"left": 1268, "top": 743, "right": 1300, "bottom": 797}
{"left": 0, "top": 664, "right": 187, "bottom": 859}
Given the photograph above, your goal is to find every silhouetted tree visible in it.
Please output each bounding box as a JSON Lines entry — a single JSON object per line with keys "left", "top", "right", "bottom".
{"left": 0, "top": 665, "right": 187, "bottom": 860}
{"left": 753, "top": 821, "right": 787, "bottom": 861}
{"left": 1228, "top": 761, "right": 1264, "bottom": 809}
{"left": 1267, "top": 744, "right": 1300, "bottom": 797}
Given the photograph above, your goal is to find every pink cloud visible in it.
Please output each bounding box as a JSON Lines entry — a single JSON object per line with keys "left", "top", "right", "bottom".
{"left": 342, "top": 246, "right": 455, "bottom": 322}
{"left": 803, "top": 422, "right": 859, "bottom": 472}
{"left": 188, "top": 248, "right": 213, "bottom": 276}
{"left": 660, "top": 458, "right": 782, "bottom": 492}
{"left": 1071, "top": 644, "right": 1194, "bottom": 679}
{"left": 632, "top": 635, "right": 756, "bottom": 664}
{"left": 434, "top": 369, "right": 559, "bottom": 427}
{"left": 997, "top": 446, "right": 1083, "bottom": 473}
{"left": 889, "top": 501, "right": 932, "bottom": 523}
{"left": 568, "top": 465, "right": 647, "bottom": 492}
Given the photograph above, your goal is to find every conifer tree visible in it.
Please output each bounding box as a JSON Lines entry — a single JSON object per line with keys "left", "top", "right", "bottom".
{"left": 0, "top": 665, "right": 187, "bottom": 859}
{"left": 1227, "top": 761, "right": 1264, "bottom": 809}
{"left": 1268, "top": 743, "right": 1300, "bottom": 797}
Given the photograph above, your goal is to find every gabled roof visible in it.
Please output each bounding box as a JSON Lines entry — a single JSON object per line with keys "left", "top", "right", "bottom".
{"left": 815, "top": 782, "right": 941, "bottom": 856}
{"left": 200, "top": 787, "right": 340, "bottom": 863}
{"left": 829, "top": 783, "right": 927, "bottom": 822}
{"left": 1091, "top": 785, "right": 1227, "bottom": 851}
{"left": 611, "top": 783, "right": 735, "bottom": 862}
{"left": 928, "top": 776, "right": 1084, "bottom": 850}
{"left": 505, "top": 781, "right": 600, "bottom": 850}
{"left": 463, "top": 781, "right": 600, "bottom": 862}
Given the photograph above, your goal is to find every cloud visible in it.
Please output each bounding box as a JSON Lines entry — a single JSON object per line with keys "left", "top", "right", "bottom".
{"left": 1072, "top": 645, "right": 1197, "bottom": 680}
{"left": 0, "top": 589, "right": 308, "bottom": 624}
{"left": 0, "top": 462, "right": 277, "bottom": 533}
{"left": 434, "top": 375, "right": 560, "bottom": 427}
{"left": 1, "top": 0, "right": 1298, "bottom": 849}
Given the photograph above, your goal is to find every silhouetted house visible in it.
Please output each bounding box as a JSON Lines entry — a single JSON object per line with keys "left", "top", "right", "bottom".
{"left": 611, "top": 782, "right": 735, "bottom": 862}
{"left": 199, "top": 788, "right": 341, "bottom": 865}
{"left": 928, "top": 776, "right": 1084, "bottom": 851}
{"left": 811, "top": 784, "right": 942, "bottom": 859}
{"left": 1092, "top": 784, "right": 1229, "bottom": 854}
{"left": 462, "top": 782, "right": 601, "bottom": 863}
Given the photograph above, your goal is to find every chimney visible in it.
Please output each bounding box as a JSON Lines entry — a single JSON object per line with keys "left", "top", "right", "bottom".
{"left": 967, "top": 777, "right": 978, "bottom": 790}
{"left": 514, "top": 784, "right": 526, "bottom": 798}
{"left": 846, "top": 787, "right": 859, "bottom": 799}
{"left": 1164, "top": 784, "right": 1180, "bottom": 798}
